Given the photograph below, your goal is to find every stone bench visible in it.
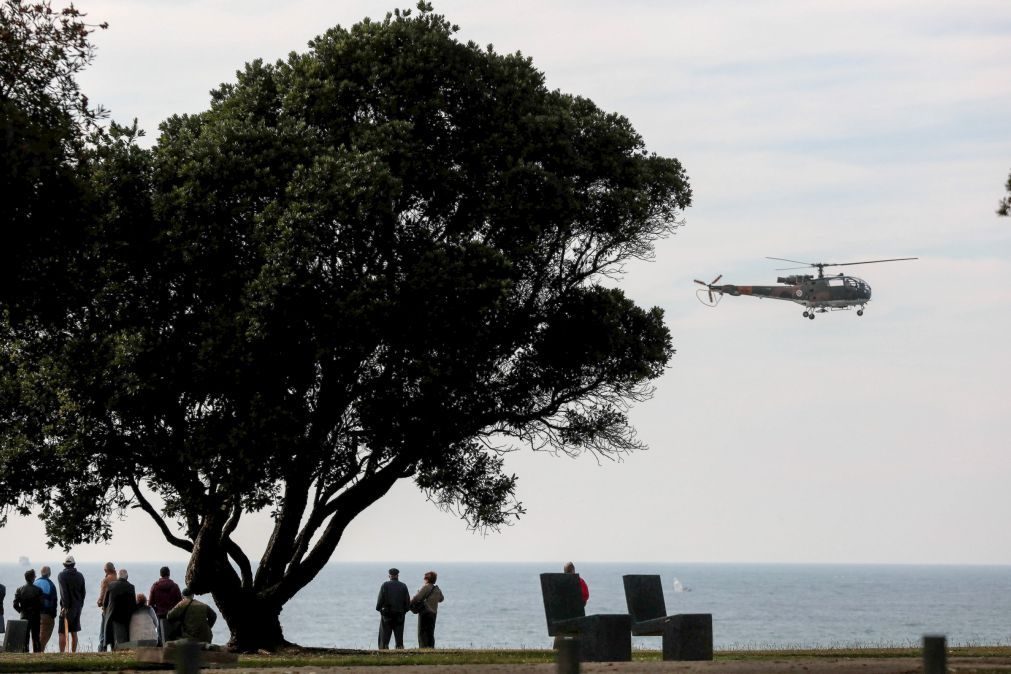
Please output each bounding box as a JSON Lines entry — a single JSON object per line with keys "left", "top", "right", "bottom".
{"left": 136, "top": 642, "right": 238, "bottom": 668}
{"left": 114, "top": 639, "right": 160, "bottom": 650}
{"left": 540, "top": 573, "right": 631, "bottom": 662}
{"left": 622, "top": 574, "right": 713, "bottom": 660}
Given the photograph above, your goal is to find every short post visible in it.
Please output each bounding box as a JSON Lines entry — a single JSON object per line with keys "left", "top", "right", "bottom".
{"left": 557, "top": 637, "right": 580, "bottom": 674}
{"left": 923, "top": 634, "right": 946, "bottom": 674}
{"left": 174, "top": 639, "right": 202, "bottom": 674}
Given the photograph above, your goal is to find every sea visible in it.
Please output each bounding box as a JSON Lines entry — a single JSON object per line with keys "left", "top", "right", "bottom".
{"left": 1, "top": 562, "right": 1009, "bottom": 652}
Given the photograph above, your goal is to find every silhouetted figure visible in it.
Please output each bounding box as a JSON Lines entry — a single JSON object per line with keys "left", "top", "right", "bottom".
{"left": 14, "top": 568, "right": 43, "bottom": 652}
{"left": 375, "top": 568, "right": 410, "bottom": 649}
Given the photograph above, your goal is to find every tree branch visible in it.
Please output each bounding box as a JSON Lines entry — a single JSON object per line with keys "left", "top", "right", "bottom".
{"left": 128, "top": 478, "right": 193, "bottom": 553}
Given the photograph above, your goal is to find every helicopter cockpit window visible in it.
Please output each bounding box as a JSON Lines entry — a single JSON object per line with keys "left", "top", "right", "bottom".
{"left": 828, "top": 278, "right": 845, "bottom": 286}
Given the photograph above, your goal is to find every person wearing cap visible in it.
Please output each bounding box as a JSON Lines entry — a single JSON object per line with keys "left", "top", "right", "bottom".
{"left": 57, "top": 555, "right": 86, "bottom": 652}
{"left": 166, "top": 587, "right": 217, "bottom": 643}
{"left": 375, "top": 567, "right": 410, "bottom": 649}
{"left": 34, "top": 566, "right": 59, "bottom": 650}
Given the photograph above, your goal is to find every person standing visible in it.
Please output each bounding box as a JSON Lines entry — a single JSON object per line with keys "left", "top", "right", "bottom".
{"left": 34, "top": 566, "right": 59, "bottom": 651}
{"left": 148, "top": 566, "right": 182, "bottom": 620}
{"left": 13, "top": 569, "right": 44, "bottom": 652}
{"left": 411, "top": 570, "right": 444, "bottom": 649}
{"left": 96, "top": 562, "right": 117, "bottom": 651}
{"left": 57, "top": 555, "right": 86, "bottom": 653}
{"left": 166, "top": 587, "right": 217, "bottom": 643}
{"left": 0, "top": 580, "right": 6, "bottom": 637}
{"left": 103, "top": 569, "right": 136, "bottom": 649}
{"left": 375, "top": 567, "right": 410, "bottom": 649}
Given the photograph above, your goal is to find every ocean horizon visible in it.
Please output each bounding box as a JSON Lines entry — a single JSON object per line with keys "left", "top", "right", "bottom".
{"left": 2, "top": 562, "right": 1009, "bottom": 651}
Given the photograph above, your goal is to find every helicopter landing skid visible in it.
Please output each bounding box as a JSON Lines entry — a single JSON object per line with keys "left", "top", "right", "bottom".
{"left": 801, "top": 305, "right": 866, "bottom": 319}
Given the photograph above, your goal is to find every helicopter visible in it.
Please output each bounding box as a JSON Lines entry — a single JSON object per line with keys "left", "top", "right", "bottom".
{"left": 694, "top": 257, "right": 917, "bottom": 319}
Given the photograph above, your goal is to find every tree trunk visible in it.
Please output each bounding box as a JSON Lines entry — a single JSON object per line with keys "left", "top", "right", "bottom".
{"left": 212, "top": 586, "right": 289, "bottom": 652}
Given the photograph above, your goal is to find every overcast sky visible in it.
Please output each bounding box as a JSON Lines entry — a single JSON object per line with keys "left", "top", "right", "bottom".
{"left": 3, "top": 0, "right": 1010, "bottom": 567}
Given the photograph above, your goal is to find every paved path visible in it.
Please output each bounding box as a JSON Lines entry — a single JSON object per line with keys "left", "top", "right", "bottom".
{"left": 25, "top": 656, "right": 1011, "bottom": 674}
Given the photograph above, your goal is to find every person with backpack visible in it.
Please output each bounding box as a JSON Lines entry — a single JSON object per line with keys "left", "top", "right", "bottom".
{"left": 410, "top": 570, "right": 444, "bottom": 649}
{"left": 166, "top": 587, "right": 217, "bottom": 643}
{"left": 34, "top": 566, "right": 59, "bottom": 651}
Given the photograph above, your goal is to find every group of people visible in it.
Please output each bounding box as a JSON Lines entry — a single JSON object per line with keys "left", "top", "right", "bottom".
{"left": 5, "top": 559, "right": 587, "bottom": 652}
{"left": 375, "top": 568, "right": 445, "bottom": 649}
{"left": 0, "top": 557, "right": 216, "bottom": 652}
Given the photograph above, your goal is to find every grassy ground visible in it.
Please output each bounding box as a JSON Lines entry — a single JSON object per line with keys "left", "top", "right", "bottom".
{"left": 1, "top": 646, "right": 1010, "bottom": 672}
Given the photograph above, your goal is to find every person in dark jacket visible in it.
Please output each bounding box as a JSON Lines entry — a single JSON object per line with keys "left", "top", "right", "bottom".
{"left": 14, "top": 568, "right": 44, "bottom": 652}
{"left": 34, "top": 566, "right": 59, "bottom": 651}
{"left": 103, "top": 569, "right": 137, "bottom": 649}
{"left": 148, "top": 566, "right": 183, "bottom": 620}
{"left": 57, "top": 555, "right": 86, "bottom": 653}
{"left": 375, "top": 567, "right": 410, "bottom": 649}
{"left": 0, "top": 581, "right": 6, "bottom": 637}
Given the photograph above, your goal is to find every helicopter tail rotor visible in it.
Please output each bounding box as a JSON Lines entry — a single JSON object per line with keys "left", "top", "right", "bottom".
{"left": 694, "top": 274, "right": 723, "bottom": 307}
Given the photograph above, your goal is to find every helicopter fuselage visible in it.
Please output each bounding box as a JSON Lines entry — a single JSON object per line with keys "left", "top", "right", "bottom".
{"left": 715, "top": 274, "right": 872, "bottom": 310}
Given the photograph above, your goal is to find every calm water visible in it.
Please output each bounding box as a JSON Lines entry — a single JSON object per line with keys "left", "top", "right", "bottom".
{"left": 2, "top": 562, "right": 1009, "bottom": 651}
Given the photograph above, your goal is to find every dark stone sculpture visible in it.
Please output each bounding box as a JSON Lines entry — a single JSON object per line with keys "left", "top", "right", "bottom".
{"left": 622, "top": 574, "right": 713, "bottom": 661}
{"left": 539, "top": 573, "right": 631, "bottom": 662}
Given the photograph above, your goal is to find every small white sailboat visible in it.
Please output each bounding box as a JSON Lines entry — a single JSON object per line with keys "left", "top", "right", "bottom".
{"left": 672, "top": 577, "right": 684, "bottom": 592}
{"left": 18, "top": 555, "right": 31, "bottom": 566}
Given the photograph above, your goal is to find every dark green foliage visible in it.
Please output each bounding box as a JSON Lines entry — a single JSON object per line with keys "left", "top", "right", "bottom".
{"left": 0, "top": 0, "right": 109, "bottom": 319}
{"left": 1, "top": 2, "right": 690, "bottom": 649}
{"left": 998, "top": 171, "right": 1010, "bottom": 216}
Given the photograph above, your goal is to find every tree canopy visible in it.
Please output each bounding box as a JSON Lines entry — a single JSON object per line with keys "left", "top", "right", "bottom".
{"left": 0, "top": 0, "right": 108, "bottom": 321}
{"left": 1, "top": 3, "right": 691, "bottom": 650}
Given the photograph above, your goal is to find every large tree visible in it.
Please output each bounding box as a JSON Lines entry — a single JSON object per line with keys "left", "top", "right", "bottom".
{"left": 0, "top": 3, "right": 691, "bottom": 650}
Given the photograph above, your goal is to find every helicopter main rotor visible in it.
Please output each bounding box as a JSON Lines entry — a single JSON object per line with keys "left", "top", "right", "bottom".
{"left": 766, "top": 256, "right": 918, "bottom": 278}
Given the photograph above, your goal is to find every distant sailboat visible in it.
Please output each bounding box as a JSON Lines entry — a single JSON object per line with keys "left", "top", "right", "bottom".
{"left": 672, "top": 577, "right": 684, "bottom": 592}
{"left": 18, "top": 555, "right": 31, "bottom": 566}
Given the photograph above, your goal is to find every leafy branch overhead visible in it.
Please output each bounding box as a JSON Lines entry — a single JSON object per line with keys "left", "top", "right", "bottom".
{"left": 0, "top": 1, "right": 691, "bottom": 650}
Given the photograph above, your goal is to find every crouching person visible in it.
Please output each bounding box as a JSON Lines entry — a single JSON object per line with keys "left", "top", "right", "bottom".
{"left": 129, "top": 594, "right": 161, "bottom": 645}
{"left": 166, "top": 587, "right": 216, "bottom": 643}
